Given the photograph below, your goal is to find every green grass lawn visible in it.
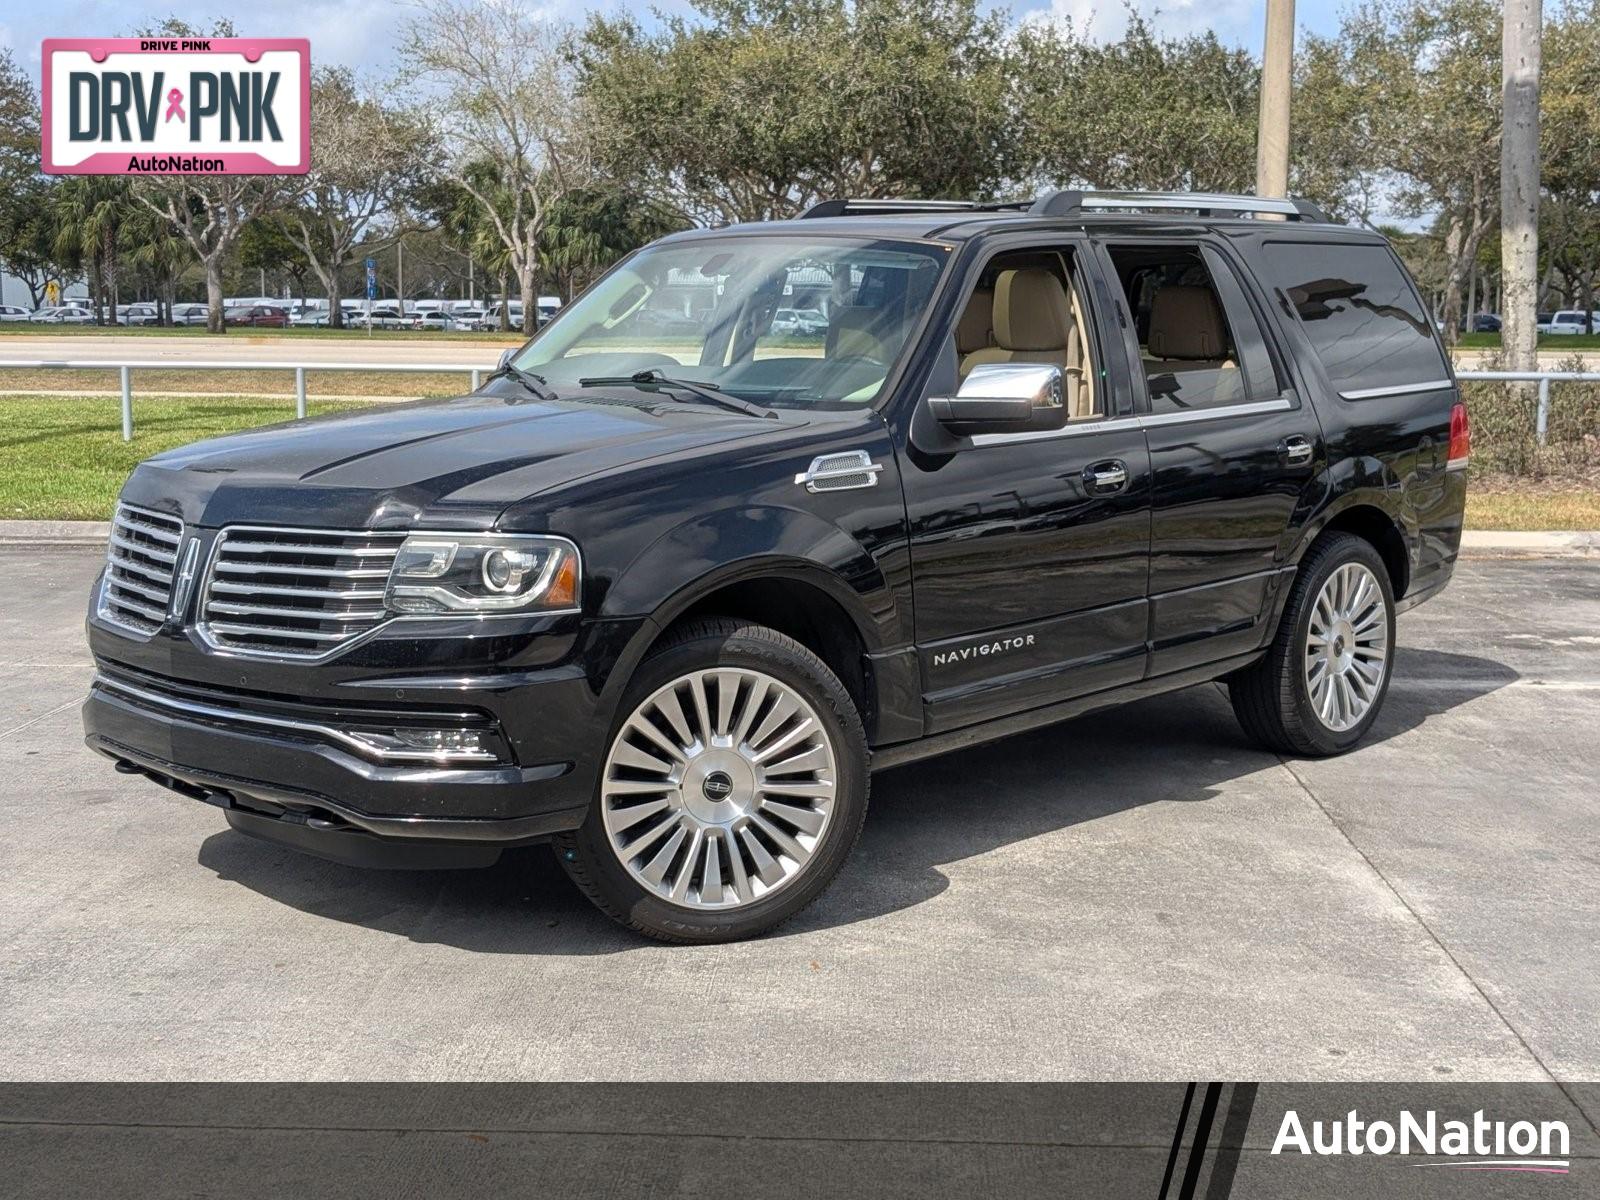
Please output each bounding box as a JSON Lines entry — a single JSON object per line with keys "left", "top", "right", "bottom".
{"left": 2, "top": 392, "right": 1597, "bottom": 527}
{"left": 0, "top": 394, "right": 373, "bottom": 520}
{"left": 1457, "top": 332, "right": 1600, "bottom": 351}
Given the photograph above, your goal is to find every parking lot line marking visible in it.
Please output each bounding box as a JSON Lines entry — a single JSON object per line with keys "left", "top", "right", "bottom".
{"left": 1267, "top": 747, "right": 1592, "bottom": 1115}
{"left": 1, "top": 698, "right": 80, "bottom": 739}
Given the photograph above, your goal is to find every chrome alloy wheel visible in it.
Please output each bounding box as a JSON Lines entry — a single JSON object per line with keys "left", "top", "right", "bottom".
{"left": 1304, "top": 562, "right": 1390, "bottom": 733}
{"left": 600, "top": 668, "right": 839, "bottom": 910}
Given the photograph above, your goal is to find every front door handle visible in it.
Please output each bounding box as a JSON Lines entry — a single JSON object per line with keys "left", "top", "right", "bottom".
{"left": 1280, "top": 435, "right": 1314, "bottom": 466}
{"left": 1084, "top": 460, "right": 1129, "bottom": 494}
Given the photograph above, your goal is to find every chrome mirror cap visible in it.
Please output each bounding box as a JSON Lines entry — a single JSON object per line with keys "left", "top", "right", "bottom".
{"left": 928, "top": 363, "right": 1067, "bottom": 436}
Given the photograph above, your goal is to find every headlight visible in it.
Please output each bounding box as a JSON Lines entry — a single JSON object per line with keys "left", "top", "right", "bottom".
{"left": 384, "top": 534, "right": 581, "bottom": 615}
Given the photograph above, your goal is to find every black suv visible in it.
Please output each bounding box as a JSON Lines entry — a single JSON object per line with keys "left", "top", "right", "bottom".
{"left": 83, "top": 190, "right": 1469, "bottom": 942}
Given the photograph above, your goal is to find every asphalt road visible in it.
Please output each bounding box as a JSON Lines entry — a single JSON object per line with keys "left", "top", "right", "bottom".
{"left": 0, "top": 331, "right": 1583, "bottom": 371}
{"left": 1, "top": 549, "right": 1597, "bottom": 1094}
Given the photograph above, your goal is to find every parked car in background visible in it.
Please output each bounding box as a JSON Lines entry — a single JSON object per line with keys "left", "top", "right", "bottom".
{"left": 474, "top": 302, "right": 525, "bottom": 331}
{"left": 631, "top": 307, "right": 705, "bottom": 336}
{"left": 770, "top": 307, "right": 828, "bottom": 336}
{"left": 1465, "top": 313, "right": 1500, "bottom": 334}
{"left": 168, "top": 304, "right": 210, "bottom": 326}
{"left": 290, "top": 307, "right": 331, "bottom": 327}
{"left": 223, "top": 305, "right": 289, "bottom": 328}
{"left": 451, "top": 308, "right": 486, "bottom": 328}
{"left": 121, "top": 304, "right": 161, "bottom": 327}
{"left": 356, "top": 307, "right": 420, "bottom": 331}
{"left": 417, "top": 311, "right": 465, "bottom": 332}
{"left": 1539, "top": 310, "right": 1600, "bottom": 335}
{"left": 0, "top": 304, "right": 31, "bottom": 321}
{"left": 29, "top": 306, "right": 93, "bottom": 324}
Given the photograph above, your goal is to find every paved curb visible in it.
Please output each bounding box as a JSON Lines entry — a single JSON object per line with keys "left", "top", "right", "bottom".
{"left": 1459, "top": 530, "right": 1600, "bottom": 555}
{"left": 0, "top": 520, "right": 110, "bottom": 546}
{"left": 2, "top": 520, "right": 1597, "bottom": 555}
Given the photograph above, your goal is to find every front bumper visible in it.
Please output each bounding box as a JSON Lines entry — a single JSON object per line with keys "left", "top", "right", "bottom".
{"left": 84, "top": 607, "right": 650, "bottom": 868}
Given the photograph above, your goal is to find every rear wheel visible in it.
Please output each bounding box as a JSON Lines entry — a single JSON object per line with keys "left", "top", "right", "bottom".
{"left": 1229, "top": 532, "right": 1395, "bottom": 757}
{"left": 556, "top": 619, "right": 869, "bottom": 943}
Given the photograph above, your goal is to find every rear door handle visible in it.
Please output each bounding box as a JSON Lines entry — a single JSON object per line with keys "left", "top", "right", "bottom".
{"left": 1280, "top": 435, "right": 1314, "bottom": 465}
{"left": 1084, "top": 460, "right": 1129, "bottom": 494}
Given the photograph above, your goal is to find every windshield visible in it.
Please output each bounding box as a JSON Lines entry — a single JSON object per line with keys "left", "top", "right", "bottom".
{"left": 514, "top": 235, "right": 948, "bottom": 408}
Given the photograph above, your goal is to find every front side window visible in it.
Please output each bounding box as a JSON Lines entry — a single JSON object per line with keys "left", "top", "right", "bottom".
{"left": 515, "top": 236, "right": 948, "bottom": 409}
{"left": 1263, "top": 241, "right": 1448, "bottom": 395}
{"left": 952, "top": 245, "right": 1101, "bottom": 419}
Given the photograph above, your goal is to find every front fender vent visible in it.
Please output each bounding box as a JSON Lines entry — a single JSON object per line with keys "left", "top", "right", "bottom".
{"left": 794, "top": 450, "right": 883, "bottom": 493}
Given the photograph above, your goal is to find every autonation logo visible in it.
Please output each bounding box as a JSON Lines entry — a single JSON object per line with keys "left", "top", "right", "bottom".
{"left": 1272, "top": 1108, "right": 1571, "bottom": 1175}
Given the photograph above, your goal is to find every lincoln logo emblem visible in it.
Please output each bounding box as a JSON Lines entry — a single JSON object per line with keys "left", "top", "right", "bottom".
{"left": 702, "top": 772, "right": 735, "bottom": 801}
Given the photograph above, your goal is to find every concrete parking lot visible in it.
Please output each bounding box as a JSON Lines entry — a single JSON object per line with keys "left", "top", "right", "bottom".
{"left": 1, "top": 548, "right": 1596, "bottom": 1092}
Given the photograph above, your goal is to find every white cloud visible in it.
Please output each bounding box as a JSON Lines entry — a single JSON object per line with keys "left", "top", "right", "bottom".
{"left": 1022, "top": 0, "right": 1266, "bottom": 49}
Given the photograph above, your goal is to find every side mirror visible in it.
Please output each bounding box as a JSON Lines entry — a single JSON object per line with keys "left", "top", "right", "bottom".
{"left": 927, "top": 363, "right": 1067, "bottom": 437}
{"left": 497, "top": 348, "right": 515, "bottom": 370}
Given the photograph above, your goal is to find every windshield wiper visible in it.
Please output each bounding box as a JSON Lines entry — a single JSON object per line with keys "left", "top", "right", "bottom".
{"left": 578, "top": 368, "right": 777, "bottom": 419}
{"left": 489, "top": 361, "right": 558, "bottom": 401}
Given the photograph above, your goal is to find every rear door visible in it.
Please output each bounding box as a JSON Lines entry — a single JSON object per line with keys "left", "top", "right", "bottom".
{"left": 899, "top": 236, "right": 1153, "bottom": 734}
{"left": 1095, "top": 237, "right": 1323, "bottom": 676}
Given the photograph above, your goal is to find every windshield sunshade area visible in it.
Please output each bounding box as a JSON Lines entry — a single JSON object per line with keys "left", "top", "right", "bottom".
{"left": 514, "top": 236, "right": 949, "bottom": 409}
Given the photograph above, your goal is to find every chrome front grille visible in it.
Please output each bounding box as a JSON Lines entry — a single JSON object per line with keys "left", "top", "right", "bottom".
{"left": 101, "top": 503, "right": 185, "bottom": 633}
{"left": 198, "top": 526, "right": 406, "bottom": 659}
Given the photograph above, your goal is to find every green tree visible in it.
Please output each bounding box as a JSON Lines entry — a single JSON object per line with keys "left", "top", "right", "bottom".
{"left": 575, "top": 0, "right": 1018, "bottom": 225}
{"left": 1541, "top": 3, "right": 1600, "bottom": 328}
{"left": 1305, "top": 0, "right": 1502, "bottom": 343}
{"left": 277, "top": 67, "right": 431, "bottom": 329}
{"left": 400, "top": 0, "right": 589, "bottom": 334}
{"left": 130, "top": 17, "right": 287, "bottom": 332}
{"left": 51, "top": 177, "right": 134, "bottom": 323}
{"left": 540, "top": 188, "right": 688, "bottom": 300}
{"left": 0, "top": 48, "right": 63, "bottom": 308}
{"left": 1016, "top": 14, "right": 1259, "bottom": 193}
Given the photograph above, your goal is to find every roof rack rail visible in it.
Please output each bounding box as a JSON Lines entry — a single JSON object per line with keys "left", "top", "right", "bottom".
{"left": 799, "top": 198, "right": 1030, "bottom": 219}
{"left": 1029, "top": 190, "right": 1331, "bottom": 223}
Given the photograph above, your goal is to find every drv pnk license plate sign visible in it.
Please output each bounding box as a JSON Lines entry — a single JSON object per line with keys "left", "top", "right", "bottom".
{"left": 42, "top": 38, "right": 310, "bottom": 175}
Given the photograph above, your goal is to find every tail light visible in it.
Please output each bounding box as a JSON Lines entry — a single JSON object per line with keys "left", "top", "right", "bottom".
{"left": 1447, "top": 401, "right": 1471, "bottom": 470}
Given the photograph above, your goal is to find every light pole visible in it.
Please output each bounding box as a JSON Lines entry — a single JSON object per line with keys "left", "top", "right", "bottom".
{"left": 1255, "top": 0, "right": 1296, "bottom": 199}
{"left": 1501, "top": 0, "right": 1542, "bottom": 372}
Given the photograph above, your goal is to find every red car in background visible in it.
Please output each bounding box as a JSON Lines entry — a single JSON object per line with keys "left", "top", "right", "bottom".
{"left": 223, "top": 304, "right": 289, "bottom": 328}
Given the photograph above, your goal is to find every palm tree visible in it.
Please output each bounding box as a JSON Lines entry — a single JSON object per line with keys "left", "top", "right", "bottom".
{"left": 51, "top": 177, "right": 132, "bottom": 323}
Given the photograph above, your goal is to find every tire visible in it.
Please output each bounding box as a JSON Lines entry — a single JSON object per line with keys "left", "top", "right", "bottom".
{"left": 555, "top": 619, "right": 870, "bottom": 943}
{"left": 1228, "top": 532, "right": 1396, "bottom": 757}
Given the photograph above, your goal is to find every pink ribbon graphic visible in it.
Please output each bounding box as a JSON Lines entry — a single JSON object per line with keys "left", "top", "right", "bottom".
{"left": 164, "top": 88, "right": 185, "bottom": 123}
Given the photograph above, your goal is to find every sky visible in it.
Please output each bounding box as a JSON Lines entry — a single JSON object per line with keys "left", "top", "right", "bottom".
{"left": 2, "top": 0, "right": 1351, "bottom": 84}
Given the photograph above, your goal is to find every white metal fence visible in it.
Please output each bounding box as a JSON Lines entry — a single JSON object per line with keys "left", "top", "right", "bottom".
{"left": 1454, "top": 370, "right": 1600, "bottom": 445}
{"left": 0, "top": 358, "right": 498, "bottom": 440}
{"left": 0, "top": 358, "right": 1592, "bottom": 447}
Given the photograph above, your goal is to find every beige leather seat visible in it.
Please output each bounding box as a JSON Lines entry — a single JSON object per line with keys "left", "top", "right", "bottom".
{"left": 826, "top": 307, "right": 892, "bottom": 363}
{"left": 955, "top": 288, "right": 994, "bottom": 362}
{"left": 960, "top": 269, "right": 1094, "bottom": 417}
{"left": 1144, "top": 285, "right": 1240, "bottom": 378}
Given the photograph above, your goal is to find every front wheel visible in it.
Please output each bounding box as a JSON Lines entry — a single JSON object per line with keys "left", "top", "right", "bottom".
{"left": 556, "top": 619, "right": 869, "bottom": 943}
{"left": 1229, "top": 532, "right": 1396, "bottom": 757}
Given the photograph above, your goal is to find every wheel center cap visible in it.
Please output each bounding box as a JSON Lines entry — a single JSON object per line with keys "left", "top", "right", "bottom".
{"left": 680, "top": 753, "right": 756, "bottom": 825}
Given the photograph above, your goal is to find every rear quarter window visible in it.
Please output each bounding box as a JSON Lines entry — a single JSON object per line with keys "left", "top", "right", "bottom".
{"left": 1263, "top": 241, "right": 1449, "bottom": 396}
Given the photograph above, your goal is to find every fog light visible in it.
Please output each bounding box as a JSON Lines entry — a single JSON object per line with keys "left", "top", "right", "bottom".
{"left": 343, "top": 727, "right": 496, "bottom": 763}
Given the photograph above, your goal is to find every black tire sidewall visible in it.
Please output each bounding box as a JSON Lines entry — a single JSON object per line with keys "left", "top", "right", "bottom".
{"left": 1286, "top": 538, "right": 1397, "bottom": 754}
{"left": 568, "top": 623, "right": 869, "bottom": 942}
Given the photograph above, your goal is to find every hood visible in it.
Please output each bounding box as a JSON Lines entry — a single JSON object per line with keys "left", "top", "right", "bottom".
{"left": 124, "top": 386, "right": 790, "bottom": 530}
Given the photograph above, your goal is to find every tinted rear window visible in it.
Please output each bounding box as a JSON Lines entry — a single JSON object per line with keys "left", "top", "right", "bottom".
{"left": 1263, "top": 241, "right": 1448, "bottom": 394}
